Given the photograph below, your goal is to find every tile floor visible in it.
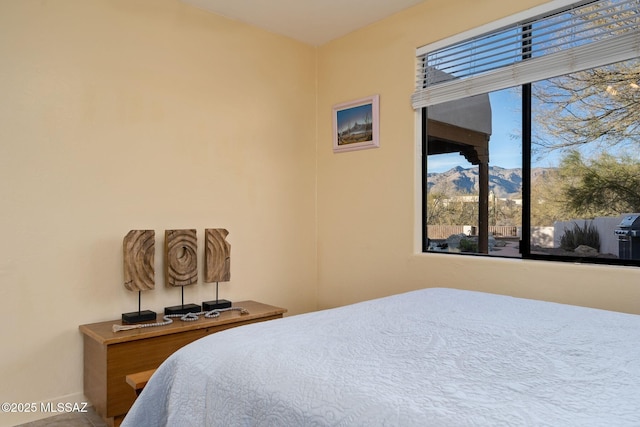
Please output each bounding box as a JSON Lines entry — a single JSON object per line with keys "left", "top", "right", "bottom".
{"left": 14, "top": 407, "right": 107, "bottom": 427}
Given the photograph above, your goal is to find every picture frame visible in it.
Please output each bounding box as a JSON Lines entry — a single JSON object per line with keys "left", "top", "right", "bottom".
{"left": 332, "top": 94, "right": 379, "bottom": 153}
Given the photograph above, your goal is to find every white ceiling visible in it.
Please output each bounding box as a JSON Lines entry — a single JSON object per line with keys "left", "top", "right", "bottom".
{"left": 180, "top": 0, "right": 426, "bottom": 46}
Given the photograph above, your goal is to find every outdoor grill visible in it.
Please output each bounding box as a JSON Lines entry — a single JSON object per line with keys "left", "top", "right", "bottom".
{"left": 614, "top": 214, "right": 640, "bottom": 260}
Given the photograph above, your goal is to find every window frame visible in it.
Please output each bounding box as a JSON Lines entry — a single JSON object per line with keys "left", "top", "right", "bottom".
{"left": 415, "top": 0, "right": 640, "bottom": 268}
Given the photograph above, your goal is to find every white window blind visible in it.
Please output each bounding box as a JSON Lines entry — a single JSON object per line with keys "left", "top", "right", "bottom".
{"left": 412, "top": 0, "right": 640, "bottom": 109}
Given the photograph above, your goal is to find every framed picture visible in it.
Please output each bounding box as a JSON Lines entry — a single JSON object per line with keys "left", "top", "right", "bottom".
{"left": 333, "top": 94, "right": 379, "bottom": 153}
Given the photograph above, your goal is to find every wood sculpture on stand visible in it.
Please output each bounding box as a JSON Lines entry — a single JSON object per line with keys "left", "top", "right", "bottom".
{"left": 122, "top": 230, "right": 157, "bottom": 324}
{"left": 164, "top": 229, "right": 201, "bottom": 315}
{"left": 202, "top": 228, "right": 232, "bottom": 310}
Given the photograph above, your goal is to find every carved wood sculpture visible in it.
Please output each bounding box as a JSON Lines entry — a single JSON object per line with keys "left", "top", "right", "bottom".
{"left": 123, "top": 230, "right": 155, "bottom": 291}
{"left": 205, "top": 228, "right": 231, "bottom": 283}
{"left": 164, "top": 229, "right": 198, "bottom": 287}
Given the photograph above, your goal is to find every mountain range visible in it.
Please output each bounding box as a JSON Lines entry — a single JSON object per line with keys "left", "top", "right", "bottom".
{"left": 427, "top": 166, "right": 553, "bottom": 198}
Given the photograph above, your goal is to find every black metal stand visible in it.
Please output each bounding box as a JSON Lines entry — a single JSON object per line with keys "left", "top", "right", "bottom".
{"left": 122, "top": 291, "right": 157, "bottom": 324}
{"left": 164, "top": 286, "right": 201, "bottom": 315}
{"left": 202, "top": 282, "right": 232, "bottom": 311}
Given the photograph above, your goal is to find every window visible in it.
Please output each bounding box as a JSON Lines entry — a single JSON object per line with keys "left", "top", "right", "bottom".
{"left": 414, "top": 0, "right": 640, "bottom": 266}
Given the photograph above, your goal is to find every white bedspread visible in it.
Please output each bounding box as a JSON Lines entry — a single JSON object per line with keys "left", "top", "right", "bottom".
{"left": 122, "top": 288, "right": 640, "bottom": 426}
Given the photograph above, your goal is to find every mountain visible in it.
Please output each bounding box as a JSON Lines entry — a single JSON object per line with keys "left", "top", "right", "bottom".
{"left": 426, "top": 166, "right": 553, "bottom": 198}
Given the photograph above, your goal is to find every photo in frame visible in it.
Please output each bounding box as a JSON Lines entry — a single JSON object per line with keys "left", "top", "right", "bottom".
{"left": 332, "top": 94, "right": 379, "bottom": 153}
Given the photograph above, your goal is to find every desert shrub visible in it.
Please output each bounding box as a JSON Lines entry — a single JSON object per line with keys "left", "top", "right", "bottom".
{"left": 560, "top": 222, "right": 600, "bottom": 251}
{"left": 459, "top": 238, "right": 478, "bottom": 252}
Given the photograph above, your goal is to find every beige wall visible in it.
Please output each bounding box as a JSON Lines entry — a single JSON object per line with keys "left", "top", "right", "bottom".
{"left": 316, "top": 0, "right": 640, "bottom": 311}
{"left": 2, "top": 0, "right": 640, "bottom": 425}
{"left": 0, "top": 1, "right": 316, "bottom": 425}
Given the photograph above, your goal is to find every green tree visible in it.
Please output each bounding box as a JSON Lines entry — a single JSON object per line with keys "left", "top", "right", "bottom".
{"left": 530, "top": 168, "right": 567, "bottom": 226}
{"left": 531, "top": 57, "right": 640, "bottom": 222}
{"left": 491, "top": 196, "right": 522, "bottom": 226}
{"left": 556, "top": 151, "right": 640, "bottom": 217}
{"left": 426, "top": 191, "right": 477, "bottom": 226}
{"left": 532, "top": 60, "right": 640, "bottom": 152}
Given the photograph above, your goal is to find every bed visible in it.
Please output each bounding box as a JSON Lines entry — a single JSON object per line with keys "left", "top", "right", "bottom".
{"left": 121, "top": 288, "right": 640, "bottom": 426}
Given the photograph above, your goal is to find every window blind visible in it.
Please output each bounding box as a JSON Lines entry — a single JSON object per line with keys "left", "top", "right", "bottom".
{"left": 412, "top": 0, "right": 640, "bottom": 109}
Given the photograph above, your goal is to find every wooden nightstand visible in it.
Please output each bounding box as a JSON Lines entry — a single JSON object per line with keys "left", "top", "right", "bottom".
{"left": 79, "top": 300, "right": 286, "bottom": 426}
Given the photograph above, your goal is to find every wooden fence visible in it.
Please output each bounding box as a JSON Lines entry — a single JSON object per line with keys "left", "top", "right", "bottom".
{"left": 427, "top": 225, "right": 519, "bottom": 240}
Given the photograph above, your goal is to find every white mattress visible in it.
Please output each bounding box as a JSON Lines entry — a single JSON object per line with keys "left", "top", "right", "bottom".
{"left": 122, "top": 288, "right": 640, "bottom": 426}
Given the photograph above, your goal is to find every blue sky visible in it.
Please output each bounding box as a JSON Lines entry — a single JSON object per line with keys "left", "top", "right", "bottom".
{"left": 427, "top": 87, "right": 564, "bottom": 173}
{"left": 336, "top": 104, "right": 371, "bottom": 133}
